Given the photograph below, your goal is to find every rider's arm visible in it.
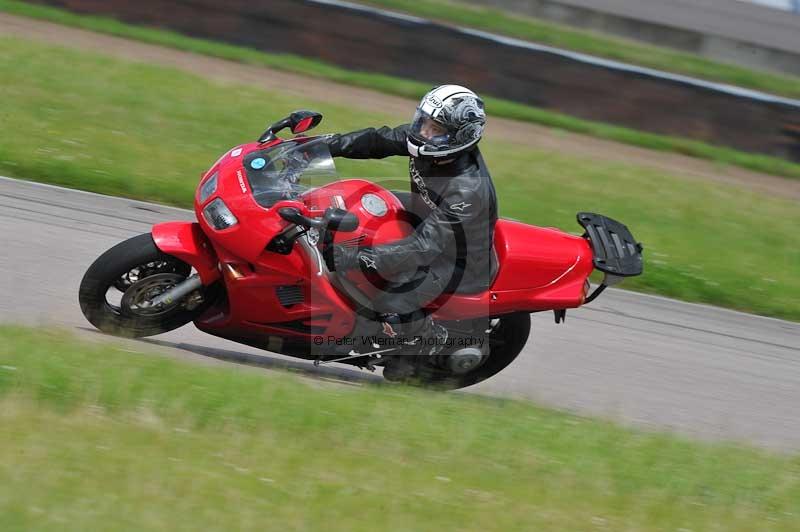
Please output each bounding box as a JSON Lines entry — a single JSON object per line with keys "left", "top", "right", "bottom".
{"left": 357, "top": 186, "right": 482, "bottom": 275}
{"left": 325, "top": 124, "right": 409, "bottom": 159}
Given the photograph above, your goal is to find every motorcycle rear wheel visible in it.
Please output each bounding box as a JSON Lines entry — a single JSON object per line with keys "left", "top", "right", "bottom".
{"left": 412, "top": 312, "right": 531, "bottom": 390}
{"left": 79, "top": 233, "right": 211, "bottom": 338}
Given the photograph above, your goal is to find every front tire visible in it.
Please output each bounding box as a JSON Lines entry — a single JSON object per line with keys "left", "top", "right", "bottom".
{"left": 79, "top": 233, "right": 209, "bottom": 338}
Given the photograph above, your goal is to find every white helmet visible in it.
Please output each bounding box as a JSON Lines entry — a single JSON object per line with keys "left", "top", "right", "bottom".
{"left": 407, "top": 85, "right": 486, "bottom": 159}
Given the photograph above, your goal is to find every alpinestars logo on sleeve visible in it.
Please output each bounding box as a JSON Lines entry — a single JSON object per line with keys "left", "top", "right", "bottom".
{"left": 449, "top": 201, "right": 472, "bottom": 212}
{"left": 359, "top": 255, "right": 377, "bottom": 270}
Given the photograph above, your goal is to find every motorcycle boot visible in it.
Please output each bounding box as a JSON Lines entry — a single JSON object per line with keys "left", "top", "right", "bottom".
{"left": 380, "top": 311, "right": 448, "bottom": 356}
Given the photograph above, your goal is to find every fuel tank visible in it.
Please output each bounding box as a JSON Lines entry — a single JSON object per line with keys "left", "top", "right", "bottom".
{"left": 302, "top": 179, "right": 412, "bottom": 247}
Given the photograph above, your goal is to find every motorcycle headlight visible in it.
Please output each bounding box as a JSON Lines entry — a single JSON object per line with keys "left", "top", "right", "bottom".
{"left": 198, "top": 171, "right": 219, "bottom": 203}
{"left": 202, "top": 198, "right": 238, "bottom": 230}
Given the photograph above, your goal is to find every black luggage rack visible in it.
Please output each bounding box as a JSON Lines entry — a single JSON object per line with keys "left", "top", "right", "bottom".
{"left": 577, "top": 212, "right": 643, "bottom": 303}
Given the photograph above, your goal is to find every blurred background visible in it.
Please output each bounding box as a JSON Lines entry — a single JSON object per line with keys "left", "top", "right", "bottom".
{"left": 3, "top": 0, "right": 798, "bottom": 318}
{"left": 20, "top": 0, "right": 800, "bottom": 160}
{"left": 1, "top": 1, "right": 799, "bottom": 530}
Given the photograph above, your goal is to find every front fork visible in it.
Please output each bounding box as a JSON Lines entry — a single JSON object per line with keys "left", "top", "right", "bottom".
{"left": 147, "top": 274, "right": 203, "bottom": 307}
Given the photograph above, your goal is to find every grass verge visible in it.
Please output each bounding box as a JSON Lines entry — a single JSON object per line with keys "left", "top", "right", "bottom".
{"left": 362, "top": 0, "right": 800, "bottom": 98}
{"left": 0, "top": 36, "right": 798, "bottom": 320}
{"left": 1, "top": 325, "right": 799, "bottom": 531}
{"left": 1, "top": 0, "right": 799, "bottom": 180}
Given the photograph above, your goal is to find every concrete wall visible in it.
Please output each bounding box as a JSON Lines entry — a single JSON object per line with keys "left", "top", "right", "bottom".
{"left": 30, "top": 0, "right": 800, "bottom": 162}
{"left": 459, "top": 0, "right": 800, "bottom": 76}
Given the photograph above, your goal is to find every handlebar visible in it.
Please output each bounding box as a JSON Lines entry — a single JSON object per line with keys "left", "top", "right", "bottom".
{"left": 278, "top": 207, "right": 359, "bottom": 232}
{"left": 278, "top": 207, "right": 326, "bottom": 229}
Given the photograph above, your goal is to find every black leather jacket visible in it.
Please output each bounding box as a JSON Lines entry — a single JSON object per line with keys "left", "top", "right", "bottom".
{"left": 326, "top": 124, "right": 498, "bottom": 294}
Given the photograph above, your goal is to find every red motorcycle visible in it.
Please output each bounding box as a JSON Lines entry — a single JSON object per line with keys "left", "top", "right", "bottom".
{"left": 79, "top": 111, "right": 643, "bottom": 388}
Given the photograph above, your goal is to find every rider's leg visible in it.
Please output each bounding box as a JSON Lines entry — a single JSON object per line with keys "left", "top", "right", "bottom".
{"left": 369, "top": 272, "right": 448, "bottom": 354}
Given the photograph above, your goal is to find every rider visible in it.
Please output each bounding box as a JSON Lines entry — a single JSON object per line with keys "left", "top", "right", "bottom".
{"left": 325, "top": 85, "right": 497, "bottom": 351}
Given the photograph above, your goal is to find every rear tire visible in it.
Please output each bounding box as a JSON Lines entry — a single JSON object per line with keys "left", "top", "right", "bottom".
{"left": 79, "top": 233, "right": 210, "bottom": 338}
{"left": 412, "top": 312, "right": 531, "bottom": 390}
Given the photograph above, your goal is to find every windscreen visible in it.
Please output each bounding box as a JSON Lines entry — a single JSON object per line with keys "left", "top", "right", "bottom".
{"left": 242, "top": 138, "right": 337, "bottom": 208}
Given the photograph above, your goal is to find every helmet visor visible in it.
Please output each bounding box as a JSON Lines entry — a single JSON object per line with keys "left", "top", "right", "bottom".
{"left": 410, "top": 109, "right": 451, "bottom": 148}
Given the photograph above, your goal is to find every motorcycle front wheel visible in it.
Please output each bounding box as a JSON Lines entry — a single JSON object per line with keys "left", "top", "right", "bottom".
{"left": 79, "top": 233, "right": 213, "bottom": 338}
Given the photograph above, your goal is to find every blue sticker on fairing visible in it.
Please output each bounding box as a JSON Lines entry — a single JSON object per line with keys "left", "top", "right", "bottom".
{"left": 250, "top": 158, "right": 266, "bottom": 170}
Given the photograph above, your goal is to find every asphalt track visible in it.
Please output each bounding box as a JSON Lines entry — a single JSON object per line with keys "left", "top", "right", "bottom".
{"left": 2, "top": 176, "right": 799, "bottom": 451}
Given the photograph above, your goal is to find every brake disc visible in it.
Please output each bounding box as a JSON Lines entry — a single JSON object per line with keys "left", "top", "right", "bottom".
{"left": 114, "top": 260, "right": 189, "bottom": 292}
{"left": 120, "top": 272, "right": 187, "bottom": 317}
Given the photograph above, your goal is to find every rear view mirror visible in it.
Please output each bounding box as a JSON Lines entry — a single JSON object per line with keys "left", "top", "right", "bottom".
{"left": 258, "top": 110, "right": 323, "bottom": 143}
{"left": 290, "top": 110, "right": 323, "bottom": 134}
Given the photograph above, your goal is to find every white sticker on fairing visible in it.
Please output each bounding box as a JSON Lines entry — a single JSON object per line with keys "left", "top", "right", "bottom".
{"left": 236, "top": 169, "right": 247, "bottom": 193}
{"left": 231, "top": 147, "right": 243, "bottom": 157}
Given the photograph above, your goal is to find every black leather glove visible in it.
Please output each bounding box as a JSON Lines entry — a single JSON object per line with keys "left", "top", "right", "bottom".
{"left": 324, "top": 245, "right": 358, "bottom": 272}
{"left": 325, "top": 245, "right": 377, "bottom": 272}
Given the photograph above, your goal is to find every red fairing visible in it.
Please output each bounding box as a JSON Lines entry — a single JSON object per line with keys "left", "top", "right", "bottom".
{"left": 194, "top": 142, "right": 292, "bottom": 264}
{"left": 151, "top": 221, "right": 220, "bottom": 284}
{"left": 193, "top": 235, "right": 357, "bottom": 341}
{"left": 432, "top": 220, "right": 594, "bottom": 320}
{"left": 492, "top": 220, "right": 591, "bottom": 291}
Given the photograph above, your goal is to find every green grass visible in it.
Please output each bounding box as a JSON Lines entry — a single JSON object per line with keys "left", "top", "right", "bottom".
{"left": 1, "top": 325, "right": 799, "bottom": 531}
{"left": 1, "top": 36, "right": 798, "bottom": 320}
{"left": 2, "top": 0, "right": 800, "bottom": 180}
{"left": 362, "top": 0, "right": 800, "bottom": 98}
